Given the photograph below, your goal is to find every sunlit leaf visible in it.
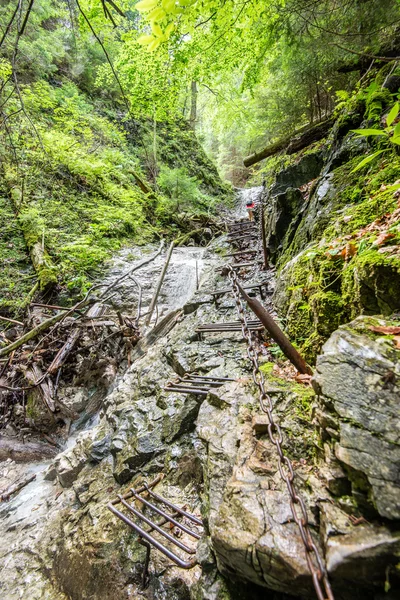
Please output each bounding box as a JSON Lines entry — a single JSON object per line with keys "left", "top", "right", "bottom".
{"left": 387, "top": 102, "right": 400, "bottom": 127}
{"left": 148, "top": 7, "right": 166, "bottom": 20}
{"left": 137, "top": 34, "right": 155, "bottom": 45}
{"left": 164, "top": 22, "right": 175, "bottom": 38}
{"left": 391, "top": 136, "right": 400, "bottom": 145}
{"left": 147, "top": 38, "right": 162, "bottom": 52}
{"left": 351, "top": 128, "right": 387, "bottom": 137}
{"left": 393, "top": 122, "right": 400, "bottom": 138}
{"left": 162, "top": 0, "right": 176, "bottom": 11}
{"left": 136, "top": 0, "right": 158, "bottom": 12}
{"left": 151, "top": 23, "right": 164, "bottom": 36}
{"left": 351, "top": 149, "right": 386, "bottom": 173}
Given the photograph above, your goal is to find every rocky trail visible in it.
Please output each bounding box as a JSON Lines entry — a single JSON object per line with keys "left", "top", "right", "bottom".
{"left": 0, "top": 189, "right": 399, "bottom": 600}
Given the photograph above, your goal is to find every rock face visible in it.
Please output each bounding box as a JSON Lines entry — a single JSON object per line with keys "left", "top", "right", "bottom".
{"left": 1, "top": 238, "right": 399, "bottom": 600}
{"left": 314, "top": 315, "right": 400, "bottom": 520}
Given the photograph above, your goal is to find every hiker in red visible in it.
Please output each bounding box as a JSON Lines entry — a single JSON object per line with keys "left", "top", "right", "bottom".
{"left": 246, "top": 199, "right": 255, "bottom": 221}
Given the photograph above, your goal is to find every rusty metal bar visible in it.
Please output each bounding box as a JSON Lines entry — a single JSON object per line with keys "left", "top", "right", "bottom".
{"left": 228, "top": 228, "right": 256, "bottom": 238}
{"left": 216, "top": 262, "right": 262, "bottom": 273}
{"left": 229, "top": 234, "right": 255, "bottom": 242}
{"left": 225, "top": 249, "right": 257, "bottom": 258}
{"left": 183, "top": 374, "right": 236, "bottom": 381}
{"left": 235, "top": 281, "right": 313, "bottom": 375}
{"left": 178, "top": 378, "right": 223, "bottom": 387}
{"left": 197, "top": 320, "right": 261, "bottom": 327}
{"left": 143, "top": 486, "right": 203, "bottom": 526}
{"left": 164, "top": 386, "right": 209, "bottom": 395}
{"left": 201, "top": 281, "right": 269, "bottom": 296}
{"left": 110, "top": 474, "right": 163, "bottom": 506}
{"left": 107, "top": 504, "right": 198, "bottom": 569}
{"left": 117, "top": 495, "right": 196, "bottom": 554}
{"left": 129, "top": 488, "right": 201, "bottom": 539}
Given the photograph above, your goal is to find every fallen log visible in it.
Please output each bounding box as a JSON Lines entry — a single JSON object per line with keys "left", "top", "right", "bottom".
{"left": 0, "top": 472, "right": 36, "bottom": 501}
{"left": 243, "top": 116, "right": 335, "bottom": 167}
{"left": 0, "top": 436, "right": 57, "bottom": 462}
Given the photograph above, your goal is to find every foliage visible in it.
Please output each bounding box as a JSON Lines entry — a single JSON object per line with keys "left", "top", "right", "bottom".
{"left": 351, "top": 100, "right": 400, "bottom": 172}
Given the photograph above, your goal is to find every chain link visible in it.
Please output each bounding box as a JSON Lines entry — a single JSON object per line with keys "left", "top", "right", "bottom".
{"left": 228, "top": 266, "right": 335, "bottom": 600}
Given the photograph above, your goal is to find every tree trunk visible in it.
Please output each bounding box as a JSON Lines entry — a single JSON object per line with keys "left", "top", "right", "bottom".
{"left": 189, "top": 81, "right": 197, "bottom": 129}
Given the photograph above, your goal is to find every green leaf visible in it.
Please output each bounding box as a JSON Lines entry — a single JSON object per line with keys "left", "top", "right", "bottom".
{"left": 351, "top": 128, "right": 386, "bottom": 137}
{"left": 393, "top": 122, "right": 400, "bottom": 138}
{"left": 148, "top": 7, "right": 166, "bottom": 21}
{"left": 136, "top": 0, "right": 158, "bottom": 12}
{"left": 391, "top": 136, "right": 400, "bottom": 145}
{"left": 351, "top": 149, "right": 386, "bottom": 173}
{"left": 151, "top": 22, "right": 164, "bottom": 37}
{"left": 137, "top": 34, "right": 155, "bottom": 45}
{"left": 162, "top": 0, "right": 175, "bottom": 11}
{"left": 387, "top": 102, "right": 400, "bottom": 127}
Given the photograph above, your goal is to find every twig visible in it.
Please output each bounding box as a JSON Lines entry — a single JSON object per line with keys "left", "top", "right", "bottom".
{"left": 330, "top": 42, "right": 400, "bottom": 63}
{"left": 0, "top": 315, "right": 23, "bottom": 326}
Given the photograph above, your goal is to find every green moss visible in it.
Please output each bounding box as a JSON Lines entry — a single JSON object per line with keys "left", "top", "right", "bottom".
{"left": 0, "top": 194, "right": 37, "bottom": 315}
{"left": 365, "top": 89, "right": 392, "bottom": 121}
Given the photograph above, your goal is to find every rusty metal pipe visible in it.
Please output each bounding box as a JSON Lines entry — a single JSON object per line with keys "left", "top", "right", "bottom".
{"left": 164, "top": 386, "right": 209, "bottom": 395}
{"left": 107, "top": 504, "right": 198, "bottom": 569}
{"left": 184, "top": 374, "right": 236, "bottom": 381}
{"left": 130, "top": 489, "right": 201, "bottom": 538}
{"left": 110, "top": 474, "right": 163, "bottom": 506}
{"left": 117, "top": 495, "right": 196, "bottom": 554}
{"left": 235, "top": 281, "right": 312, "bottom": 375}
{"left": 144, "top": 486, "right": 203, "bottom": 526}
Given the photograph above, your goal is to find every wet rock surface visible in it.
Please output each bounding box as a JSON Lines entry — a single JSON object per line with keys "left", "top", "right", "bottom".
{"left": 0, "top": 215, "right": 399, "bottom": 599}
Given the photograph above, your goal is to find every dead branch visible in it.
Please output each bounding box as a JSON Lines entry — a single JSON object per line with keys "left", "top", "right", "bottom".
{"left": 47, "top": 303, "right": 104, "bottom": 375}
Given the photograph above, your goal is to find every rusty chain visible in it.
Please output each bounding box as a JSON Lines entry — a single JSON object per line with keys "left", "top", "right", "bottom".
{"left": 228, "top": 266, "right": 335, "bottom": 600}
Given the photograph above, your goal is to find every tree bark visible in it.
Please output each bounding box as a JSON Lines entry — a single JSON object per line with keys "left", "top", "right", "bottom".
{"left": 189, "top": 81, "right": 197, "bottom": 129}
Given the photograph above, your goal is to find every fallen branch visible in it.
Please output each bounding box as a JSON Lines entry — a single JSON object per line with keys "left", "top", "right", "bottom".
{"left": 145, "top": 241, "right": 174, "bottom": 326}
{"left": 0, "top": 298, "right": 90, "bottom": 359}
{"left": 47, "top": 303, "right": 104, "bottom": 375}
{"left": 0, "top": 315, "right": 23, "bottom": 326}
{"left": 0, "top": 472, "right": 36, "bottom": 501}
{"left": 25, "top": 363, "right": 56, "bottom": 413}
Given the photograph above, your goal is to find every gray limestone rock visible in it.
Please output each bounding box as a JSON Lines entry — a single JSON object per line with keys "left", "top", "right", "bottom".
{"left": 314, "top": 315, "right": 400, "bottom": 520}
